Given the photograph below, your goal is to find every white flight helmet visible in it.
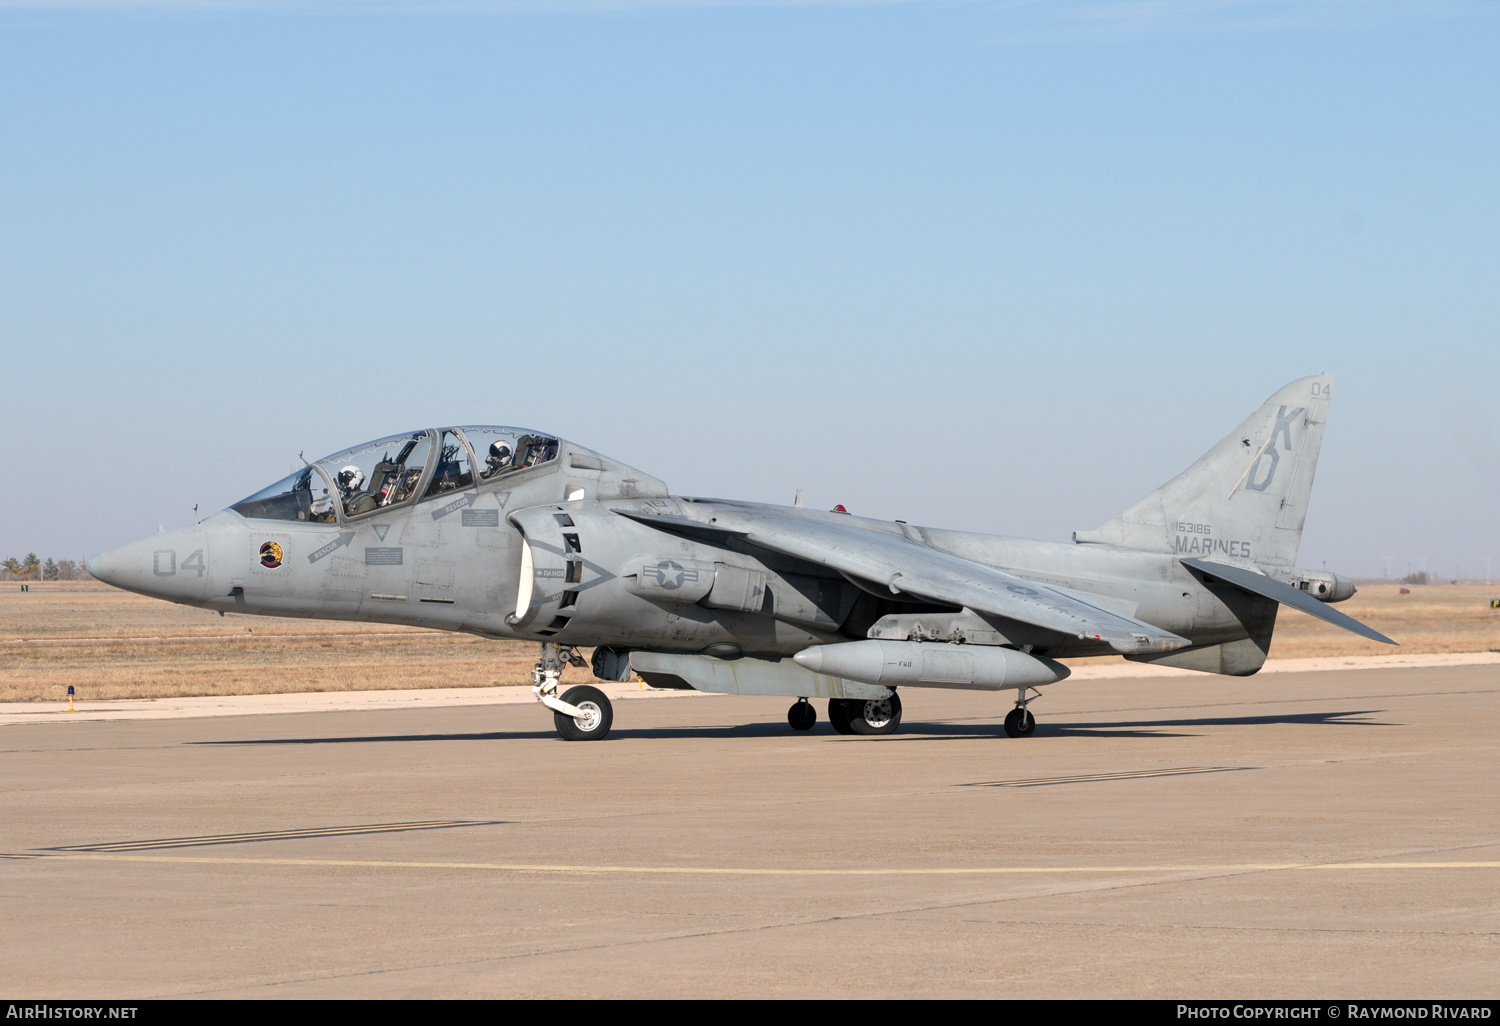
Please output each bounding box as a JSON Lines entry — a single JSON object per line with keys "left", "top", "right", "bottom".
{"left": 337, "top": 465, "right": 365, "bottom": 492}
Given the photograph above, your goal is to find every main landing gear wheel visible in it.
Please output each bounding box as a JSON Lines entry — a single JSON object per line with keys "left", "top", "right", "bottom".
{"left": 849, "top": 693, "right": 902, "bottom": 736}
{"left": 554, "top": 685, "right": 613, "bottom": 741}
{"left": 788, "top": 699, "right": 817, "bottom": 732}
{"left": 1004, "top": 706, "right": 1036, "bottom": 738}
{"left": 827, "top": 698, "right": 855, "bottom": 735}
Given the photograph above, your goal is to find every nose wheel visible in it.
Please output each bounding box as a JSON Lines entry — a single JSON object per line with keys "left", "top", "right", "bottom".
{"left": 553, "top": 685, "right": 613, "bottom": 741}
{"left": 533, "top": 643, "right": 612, "bottom": 741}
{"left": 787, "top": 698, "right": 817, "bottom": 731}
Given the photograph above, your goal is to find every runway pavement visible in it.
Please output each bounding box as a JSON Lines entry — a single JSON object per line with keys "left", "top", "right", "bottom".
{"left": 2, "top": 663, "right": 1497, "bottom": 998}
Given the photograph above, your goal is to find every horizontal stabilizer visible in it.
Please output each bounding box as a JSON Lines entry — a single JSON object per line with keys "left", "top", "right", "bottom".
{"left": 1180, "top": 558, "right": 1395, "bottom": 646}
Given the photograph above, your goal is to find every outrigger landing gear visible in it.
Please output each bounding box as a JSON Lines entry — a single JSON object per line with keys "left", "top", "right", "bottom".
{"left": 533, "top": 643, "right": 612, "bottom": 741}
{"left": 788, "top": 698, "right": 817, "bottom": 732}
{"left": 1004, "top": 687, "right": 1038, "bottom": 738}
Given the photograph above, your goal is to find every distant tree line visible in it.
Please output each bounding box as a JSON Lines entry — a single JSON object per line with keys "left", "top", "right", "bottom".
{"left": 2, "top": 554, "right": 92, "bottom": 581}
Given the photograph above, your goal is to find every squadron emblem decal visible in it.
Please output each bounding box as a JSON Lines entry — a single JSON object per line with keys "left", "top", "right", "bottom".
{"left": 259, "top": 541, "right": 284, "bottom": 569}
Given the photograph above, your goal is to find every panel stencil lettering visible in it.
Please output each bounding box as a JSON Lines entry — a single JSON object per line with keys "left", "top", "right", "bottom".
{"left": 364, "top": 547, "right": 404, "bottom": 566}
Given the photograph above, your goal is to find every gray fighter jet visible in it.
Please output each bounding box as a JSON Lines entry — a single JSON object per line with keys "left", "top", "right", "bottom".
{"left": 89, "top": 373, "right": 1392, "bottom": 740}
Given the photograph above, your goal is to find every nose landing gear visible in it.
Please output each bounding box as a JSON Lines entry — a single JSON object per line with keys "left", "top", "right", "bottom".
{"left": 1004, "top": 687, "right": 1039, "bottom": 738}
{"left": 533, "top": 643, "right": 612, "bottom": 741}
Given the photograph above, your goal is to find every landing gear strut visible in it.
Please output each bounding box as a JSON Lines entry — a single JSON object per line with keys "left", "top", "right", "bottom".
{"left": 533, "top": 643, "right": 612, "bottom": 741}
{"left": 1004, "top": 687, "right": 1038, "bottom": 738}
{"left": 788, "top": 698, "right": 817, "bottom": 731}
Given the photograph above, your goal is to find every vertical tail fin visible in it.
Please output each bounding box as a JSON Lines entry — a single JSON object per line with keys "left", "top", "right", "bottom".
{"left": 1074, "top": 374, "right": 1334, "bottom": 568}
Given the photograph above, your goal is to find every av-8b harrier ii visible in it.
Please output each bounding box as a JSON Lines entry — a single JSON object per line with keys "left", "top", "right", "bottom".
{"left": 90, "top": 374, "right": 1392, "bottom": 740}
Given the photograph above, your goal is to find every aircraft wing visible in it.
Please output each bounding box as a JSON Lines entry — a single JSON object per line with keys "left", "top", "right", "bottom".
{"left": 1179, "top": 557, "right": 1396, "bottom": 645}
{"left": 613, "top": 505, "right": 1189, "bottom": 655}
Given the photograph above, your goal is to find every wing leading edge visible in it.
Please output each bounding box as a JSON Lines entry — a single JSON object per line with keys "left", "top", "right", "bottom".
{"left": 613, "top": 505, "right": 1189, "bottom": 655}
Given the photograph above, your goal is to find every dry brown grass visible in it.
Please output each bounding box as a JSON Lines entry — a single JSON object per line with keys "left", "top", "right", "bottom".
{"left": 3, "top": 580, "right": 1498, "bottom": 702}
{"left": 0, "top": 582, "right": 595, "bottom": 702}
{"left": 1264, "top": 583, "right": 1500, "bottom": 657}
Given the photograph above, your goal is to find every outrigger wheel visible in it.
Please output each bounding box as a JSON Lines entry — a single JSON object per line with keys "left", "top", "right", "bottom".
{"left": 554, "top": 685, "right": 613, "bottom": 741}
{"left": 1003, "top": 706, "right": 1036, "bottom": 738}
{"left": 787, "top": 699, "right": 817, "bottom": 732}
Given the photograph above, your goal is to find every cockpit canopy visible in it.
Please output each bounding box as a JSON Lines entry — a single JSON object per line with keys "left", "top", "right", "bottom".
{"left": 230, "top": 427, "right": 560, "bottom": 523}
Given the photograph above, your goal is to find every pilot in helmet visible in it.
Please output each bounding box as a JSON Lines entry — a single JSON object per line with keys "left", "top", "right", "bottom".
{"left": 336, "top": 465, "right": 365, "bottom": 496}
{"left": 486, "top": 441, "right": 513, "bottom": 474}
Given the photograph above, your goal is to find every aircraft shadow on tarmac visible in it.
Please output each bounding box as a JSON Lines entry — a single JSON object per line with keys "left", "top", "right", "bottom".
{"left": 1042, "top": 708, "right": 1391, "bottom": 738}
{"left": 194, "top": 723, "right": 872, "bottom": 745}
{"left": 190, "top": 709, "right": 1389, "bottom": 747}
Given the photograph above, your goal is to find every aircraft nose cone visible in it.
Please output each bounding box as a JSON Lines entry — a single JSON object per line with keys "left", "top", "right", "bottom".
{"left": 87, "top": 548, "right": 121, "bottom": 587}
{"left": 85, "top": 529, "right": 213, "bottom": 603}
{"left": 87, "top": 540, "right": 154, "bottom": 592}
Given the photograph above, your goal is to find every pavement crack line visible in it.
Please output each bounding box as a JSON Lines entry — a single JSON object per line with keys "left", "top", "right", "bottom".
{"left": 922, "top": 916, "right": 1500, "bottom": 939}
{"left": 168, "top": 854, "right": 1498, "bottom": 997}
{"left": 178, "top": 879, "right": 1182, "bottom": 995}
{"left": 13, "top": 851, "right": 1500, "bottom": 876}
{"left": 1051, "top": 684, "right": 1500, "bottom": 723}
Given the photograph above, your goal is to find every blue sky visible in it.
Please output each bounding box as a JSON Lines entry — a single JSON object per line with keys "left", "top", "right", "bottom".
{"left": 1, "top": 0, "right": 1496, "bottom": 579}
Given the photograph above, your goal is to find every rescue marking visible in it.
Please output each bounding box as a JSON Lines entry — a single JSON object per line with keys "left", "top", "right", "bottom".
{"left": 961, "top": 766, "right": 1253, "bottom": 789}
{"left": 430, "top": 492, "right": 477, "bottom": 520}
{"left": 43, "top": 820, "right": 500, "bottom": 853}
{"left": 306, "top": 532, "right": 355, "bottom": 564}
{"left": 14, "top": 854, "right": 1500, "bottom": 876}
